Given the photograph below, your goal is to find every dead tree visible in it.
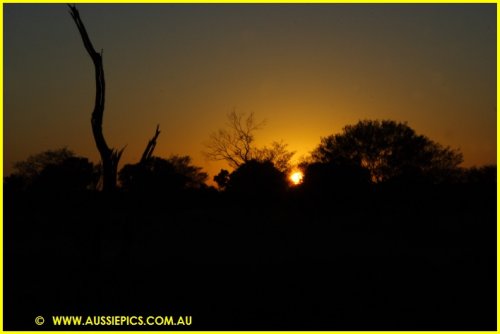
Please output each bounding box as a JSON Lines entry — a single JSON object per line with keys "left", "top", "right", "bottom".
{"left": 140, "top": 124, "right": 161, "bottom": 164}
{"left": 204, "top": 111, "right": 264, "bottom": 168}
{"left": 69, "top": 5, "right": 124, "bottom": 192}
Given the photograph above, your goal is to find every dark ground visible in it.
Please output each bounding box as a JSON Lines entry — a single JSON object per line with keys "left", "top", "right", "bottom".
{"left": 4, "top": 183, "right": 497, "bottom": 330}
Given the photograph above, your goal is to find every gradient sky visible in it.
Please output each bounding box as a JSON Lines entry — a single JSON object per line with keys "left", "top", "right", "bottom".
{"left": 4, "top": 4, "right": 497, "bottom": 181}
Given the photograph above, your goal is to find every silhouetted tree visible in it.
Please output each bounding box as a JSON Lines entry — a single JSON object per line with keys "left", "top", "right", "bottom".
{"left": 311, "top": 120, "right": 463, "bottom": 183}
{"left": 5, "top": 148, "right": 97, "bottom": 192}
{"left": 225, "top": 159, "right": 288, "bottom": 198}
{"left": 69, "top": 6, "right": 164, "bottom": 192}
{"left": 119, "top": 155, "right": 207, "bottom": 193}
{"left": 69, "top": 5, "right": 124, "bottom": 192}
{"left": 167, "top": 155, "right": 208, "bottom": 189}
{"left": 34, "top": 157, "right": 96, "bottom": 192}
{"left": 204, "top": 111, "right": 264, "bottom": 168}
{"left": 119, "top": 158, "right": 177, "bottom": 193}
{"left": 461, "top": 165, "right": 496, "bottom": 186}
{"left": 205, "top": 111, "right": 294, "bottom": 171}
{"left": 302, "top": 160, "right": 371, "bottom": 195}
{"left": 214, "top": 169, "right": 230, "bottom": 190}
{"left": 254, "top": 140, "right": 295, "bottom": 173}
{"left": 141, "top": 125, "right": 161, "bottom": 164}
{"left": 12, "top": 147, "right": 74, "bottom": 180}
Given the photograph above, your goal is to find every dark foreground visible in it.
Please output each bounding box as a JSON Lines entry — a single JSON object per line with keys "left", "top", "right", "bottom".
{"left": 4, "top": 183, "right": 496, "bottom": 330}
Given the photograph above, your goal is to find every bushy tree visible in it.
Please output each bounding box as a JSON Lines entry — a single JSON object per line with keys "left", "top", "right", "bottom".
{"left": 225, "top": 159, "right": 288, "bottom": 197}
{"left": 119, "top": 155, "right": 207, "bottom": 193}
{"left": 213, "top": 169, "right": 230, "bottom": 190}
{"left": 311, "top": 120, "right": 463, "bottom": 183}
{"left": 166, "top": 155, "right": 208, "bottom": 189}
{"left": 5, "top": 148, "right": 97, "bottom": 192}
{"left": 302, "top": 161, "right": 371, "bottom": 194}
{"left": 461, "top": 165, "right": 496, "bottom": 186}
{"left": 12, "top": 147, "right": 74, "bottom": 179}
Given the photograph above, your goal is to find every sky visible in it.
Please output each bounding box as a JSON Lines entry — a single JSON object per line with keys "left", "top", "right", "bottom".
{"left": 4, "top": 4, "right": 497, "bottom": 182}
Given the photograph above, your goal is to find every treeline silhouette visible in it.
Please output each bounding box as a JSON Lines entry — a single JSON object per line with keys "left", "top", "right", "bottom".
{"left": 4, "top": 120, "right": 496, "bottom": 331}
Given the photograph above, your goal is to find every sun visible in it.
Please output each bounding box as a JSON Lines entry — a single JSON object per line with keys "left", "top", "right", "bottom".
{"left": 289, "top": 171, "right": 304, "bottom": 185}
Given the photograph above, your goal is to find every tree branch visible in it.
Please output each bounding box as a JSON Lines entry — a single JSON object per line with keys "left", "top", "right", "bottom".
{"left": 140, "top": 124, "right": 161, "bottom": 163}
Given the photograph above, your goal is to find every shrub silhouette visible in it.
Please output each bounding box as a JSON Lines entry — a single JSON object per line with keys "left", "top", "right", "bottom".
{"left": 225, "top": 159, "right": 288, "bottom": 198}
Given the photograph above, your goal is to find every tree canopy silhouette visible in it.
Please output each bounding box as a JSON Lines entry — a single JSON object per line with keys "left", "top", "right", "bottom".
{"left": 225, "top": 159, "right": 288, "bottom": 198}
{"left": 302, "top": 161, "right": 371, "bottom": 196}
{"left": 119, "top": 155, "right": 207, "bottom": 193}
{"left": 311, "top": 120, "right": 463, "bottom": 183}
{"left": 461, "top": 165, "right": 496, "bottom": 186}
{"left": 213, "top": 169, "right": 230, "bottom": 190}
{"left": 5, "top": 148, "right": 97, "bottom": 192}
{"left": 255, "top": 140, "right": 295, "bottom": 174}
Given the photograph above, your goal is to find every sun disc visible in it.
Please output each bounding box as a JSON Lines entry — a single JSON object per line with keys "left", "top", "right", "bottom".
{"left": 290, "top": 171, "right": 304, "bottom": 185}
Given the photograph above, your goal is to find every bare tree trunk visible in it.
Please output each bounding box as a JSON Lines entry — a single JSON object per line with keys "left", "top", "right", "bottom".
{"left": 140, "top": 125, "right": 161, "bottom": 163}
{"left": 69, "top": 5, "right": 124, "bottom": 192}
